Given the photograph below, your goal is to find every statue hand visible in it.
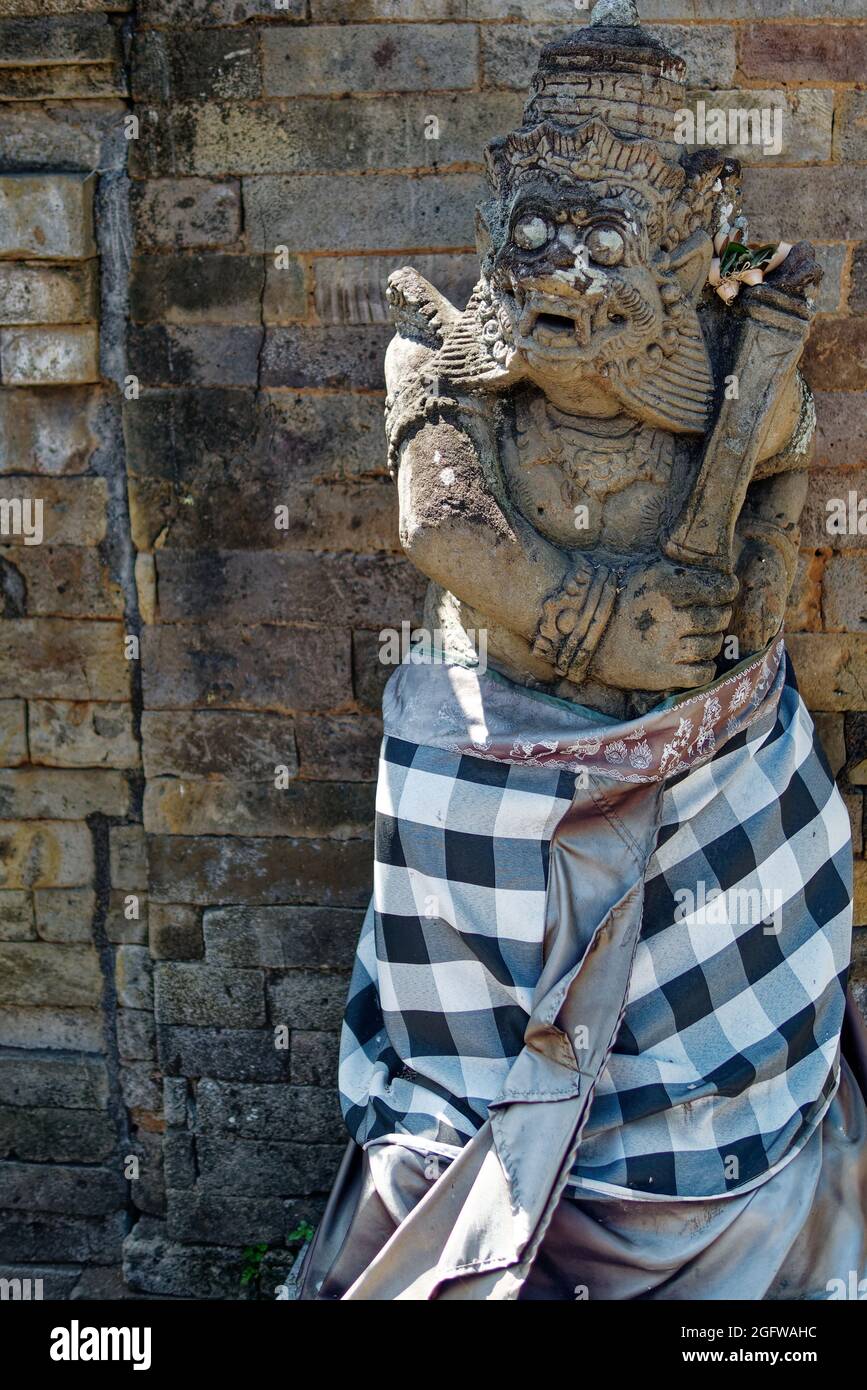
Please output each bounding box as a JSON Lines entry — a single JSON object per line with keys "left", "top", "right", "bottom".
{"left": 730, "top": 534, "right": 789, "bottom": 655}
{"left": 591, "top": 557, "right": 738, "bottom": 692}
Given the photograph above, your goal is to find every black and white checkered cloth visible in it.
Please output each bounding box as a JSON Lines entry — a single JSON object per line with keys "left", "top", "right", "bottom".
{"left": 339, "top": 657, "right": 852, "bottom": 1200}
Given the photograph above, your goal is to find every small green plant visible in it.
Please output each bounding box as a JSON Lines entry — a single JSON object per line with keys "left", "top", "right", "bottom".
{"left": 287, "top": 1221, "right": 314, "bottom": 1247}
{"left": 240, "top": 1242, "right": 268, "bottom": 1289}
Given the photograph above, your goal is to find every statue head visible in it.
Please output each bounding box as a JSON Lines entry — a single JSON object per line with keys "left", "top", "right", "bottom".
{"left": 475, "top": 0, "right": 737, "bottom": 432}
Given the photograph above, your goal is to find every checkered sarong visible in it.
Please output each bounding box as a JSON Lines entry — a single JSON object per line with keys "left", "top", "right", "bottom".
{"left": 339, "top": 651, "right": 852, "bottom": 1200}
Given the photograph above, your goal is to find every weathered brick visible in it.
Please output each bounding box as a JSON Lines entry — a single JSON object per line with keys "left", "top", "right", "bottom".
{"left": 155, "top": 963, "right": 265, "bottom": 1028}
{"left": 166, "top": 1191, "right": 289, "bottom": 1247}
{"left": 132, "top": 92, "right": 522, "bottom": 178}
{"left": 139, "top": 0, "right": 303, "bottom": 20}
{"left": 313, "top": 251, "right": 477, "bottom": 327}
{"left": 0, "top": 173, "right": 94, "bottom": 259}
{"left": 131, "top": 178, "right": 241, "bottom": 251}
{"left": 835, "top": 91, "right": 867, "bottom": 165}
{"left": 787, "top": 634, "right": 867, "bottom": 712}
{"left": 289, "top": 1030, "right": 339, "bottom": 1087}
{"left": 196, "top": 1079, "right": 344, "bottom": 1143}
{"left": 3, "top": 1210, "right": 125, "bottom": 1267}
{"left": 740, "top": 23, "right": 867, "bottom": 82}
{"left": 813, "top": 394, "right": 867, "bottom": 471}
{"left": 33, "top": 886, "right": 94, "bottom": 942}
{"left": 0, "top": 1160, "right": 125, "bottom": 1217}
{"left": 0, "top": 768, "right": 129, "bottom": 820}
{"left": 143, "top": 777, "right": 374, "bottom": 839}
{"left": 260, "top": 324, "right": 390, "bottom": 390}
{"left": 0, "top": 385, "right": 105, "bottom": 476}
{"left": 120, "top": 1059, "right": 161, "bottom": 1115}
{"left": 0, "top": 820, "right": 93, "bottom": 889}
{"left": 0, "top": 1105, "right": 115, "bottom": 1164}
{"left": 0, "top": 941, "right": 101, "bottom": 1006}
{"left": 196, "top": 1135, "right": 343, "bottom": 1196}
{"left": 742, "top": 167, "right": 867, "bottom": 244}
{"left": 0, "top": 1050, "right": 108, "bottom": 1107}
{"left": 353, "top": 627, "right": 394, "bottom": 712}
{"left": 0, "top": 261, "right": 97, "bottom": 327}
{"left": 0, "top": 1006, "right": 103, "bottom": 1052}
{"left": 140, "top": 623, "right": 352, "bottom": 712}
{"left": 813, "top": 245, "right": 847, "bottom": 316}
{"left": 148, "top": 902, "right": 203, "bottom": 961}
{"left": 142, "top": 710, "right": 296, "bottom": 780}
{"left": 157, "top": 1025, "right": 292, "bottom": 1082}
{"left": 482, "top": 23, "right": 735, "bottom": 90}
{"left": 122, "top": 1216, "right": 241, "bottom": 1299}
{"left": 204, "top": 905, "right": 362, "bottom": 969}
{"left": 0, "top": 100, "right": 126, "bottom": 174}
{"left": 0, "top": 15, "right": 118, "bottom": 65}
{"left": 853, "top": 246, "right": 867, "bottom": 317}
{"left": 262, "top": 255, "right": 307, "bottom": 324}
{"left": 129, "top": 253, "right": 265, "bottom": 325}
{"left": 0, "top": 476, "right": 106, "bottom": 546}
{"left": 0, "top": 1264, "right": 82, "bottom": 1298}
{"left": 824, "top": 555, "right": 867, "bottom": 633}
{"left": 127, "top": 324, "right": 262, "bottom": 387}
{"left": 855, "top": 859, "right": 867, "bottom": 928}
{"left": 267, "top": 970, "right": 350, "bottom": 1032}
{"left": 0, "top": 325, "right": 99, "bottom": 385}
{"left": 155, "top": 551, "right": 425, "bottom": 625}
{"left": 0, "top": 889, "right": 33, "bottom": 941}
{"left": 245, "top": 172, "right": 485, "bottom": 253}
{"left": 0, "top": 61, "right": 124, "bottom": 101}
{"left": 132, "top": 28, "right": 261, "bottom": 103}
{"left": 105, "top": 888, "right": 148, "bottom": 946}
{"left": 117, "top": 1008, "right": 156, "bottom": 1061}
{"left": 0, "top": 546, "right": 123, "bottom": 619}
{"left": 147, "top": 834, "right": 371, "bottom": 906}
{"left": 116, "top": 944, "right": 152, "bottom": 1010}
{"left": 804, "top": 319, "right": 867, "bottom": 394}
{"left": 680, "top": 88, "right": 832, "bottom": 166}
{"left": 263, "top": 23, "right": 478, "bottom": 96}
{"left": 813, "top": 712, "right": 847, "bottom": 778}
{"left": 295, "top": 713, "right": 381, "bottom": 782}
{"left": 0, "top": 698, "right": 26, "bottom": 765}
{"left": 110, "top": 825, "right": 147, "bottom": 891}
{"left": 29, "top": 699, "right": 139, "bottom": 768}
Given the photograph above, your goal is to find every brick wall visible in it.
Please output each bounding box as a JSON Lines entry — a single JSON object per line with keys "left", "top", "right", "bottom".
{"left": 0, "top": 0, "right": 865, "bottom": 1300}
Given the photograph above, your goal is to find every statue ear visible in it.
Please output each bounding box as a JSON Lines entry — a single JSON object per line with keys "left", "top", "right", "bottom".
{"left": 665, "top": 231, "right": 714, "bottom": 303}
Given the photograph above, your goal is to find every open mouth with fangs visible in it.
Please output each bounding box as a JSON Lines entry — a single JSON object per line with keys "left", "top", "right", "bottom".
{"left": 518, "top": 299, "right": 628, "bottom": 353}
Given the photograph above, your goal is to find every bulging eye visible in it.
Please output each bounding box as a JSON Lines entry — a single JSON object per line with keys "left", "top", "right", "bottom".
{"left": 586, "top": 226, "right": 625, "bottom": 266}
{"left": 513, "top": 214, "right": 551, "bottom": 251}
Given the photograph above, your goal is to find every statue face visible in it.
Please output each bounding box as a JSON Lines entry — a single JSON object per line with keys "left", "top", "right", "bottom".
{"left": 489, "top": 179, "right": 669, "bottom": 410}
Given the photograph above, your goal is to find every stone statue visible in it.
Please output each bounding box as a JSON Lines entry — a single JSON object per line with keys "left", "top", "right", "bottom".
{"left": 298, "top": 0, "right": 867, "bottom": 1304}
{"left": 384, "top": 0, "right": 819, "bottom": 717}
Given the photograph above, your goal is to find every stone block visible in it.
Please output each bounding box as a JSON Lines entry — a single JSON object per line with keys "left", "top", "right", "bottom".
{"left": 0, "top": 476, "right": 107, "bottom": 546}
{"left": 131, "top": 178, "right": 241, "bottom": 251}
{"left": 116, "top": 943, "right": 153, "bottom": 1010}
{"left": 129, "top": 253, "right": 265, "bottom": 326}
{"left": 803, "top": 319, "right": 867, "bottom": 394}
{"left": 262, "top": 23, "right": 478, "bottom": 95}
{"left": 140, "top": 623, "right": 352, "bottom": 713}
{"left": 0, "top": 699, "right": 26, "bottom": 765}
{"left": 0, "top": 1006, "right": 103, "bottom": 1052}
{"left": 0, "top": 1160, "right": 125, "bottom": 1217}
{"left": 0, "top": 768, "right": 129, "bottom": 819}
{"left": 260, "top": 324, "right": 391, "bottom": 390}
{"left": 742, "top": 167, "right": 867, "bottom": 244}
{"left": 262, "top": 255, "right": 307, "bottom": 323}
{"left": 0, "top": 1105, "right": 115, "bottom": 1163}
{"left": 166, "top": 1191, "right": 289, "bottom": 1247}
{"left": 824, "top": 555, "right": 867, "bottom": 633}
{"left": 141, "top": 709, "right": 296, "bottom": 780}
{"left": 196, "top": 1135, "right": 344, "bottom": 1196}
{"left": 110, "top": 825, "right": 147, "bottom": 891}
{"left": 0, "top": 889, "right": 33, "bottom": 941}
{"left": 0, "top": 261, "right": 98, "bottom": 326}
{"left": 289, "top": 1030, "right": 339, "bottom": 1087}
{"left": 0, "top": 101, "right": 126, "bottom": 176}
{"left": 132, "top": 28, "right": 261, "bottom": 103}
{"left": 0, "top": 173, "right": 94, "bottom": 260}
{"left": 122, "top": 1216, "right": 243, "bottom": 1300}
{"left": 155, "top": 962, "right": 265, "bottom": 1028}
{"left": 148, "top": 903, "right": 203, "bottom": 961}
{"left": 313, "top": 252, "right": 478, "bottom": 326}
{"left": 3, "top": 1211, "right": 126, "bottom": 1267}
{"left": 740, "top": 22, "right": 867, "bottom": 81}
{"left": 0, "top": 821, "right": 93, "bottom": 889}
{"left": 0, "top": 1051, "right": 108, "bottom": 1109}
{"left": 787, "top": 635, "right": 867, "bottom": 712}
{"left": 29, "top": 699, "right": 139, "bottom": 768}
{"left": 196, "top": 1079, "right": 344, "bottom": 1143}
{"left": 813, "top": 394, "right": 867, "bottom": 471}
{"left": 294, "top": 714, "right": 381, "bottom": 782}
{"left": 147, "top": 834, "right": 371, "bottom": 907}
{"left": 244, "top": 172, "right": 484, "bottom": 252}
{"left": 157, "top": 1026, "right": 292, "bottom": 1082}
{"left": 116, "top": 1008, "right": 156, "bottom": 1062}
{"left": 0, "top": 385, "right": 104, "bottom": 476}
{"left": 0, "top": 545, "right": 123, "bottom": 619}
{"left": 33, "top": 886, "right": 94, "bottom": 942}
{"left": 203, "top": 905, "right": 362, "bottom": 969}
{"left": 482, "top": 22, "right": 735, "bottom": 90}
{"left": 0, "top": 326, "right": 99, "bottom": 385}
{"left": 143, "top": 777, "right": 374, "bottom": 840}
{"left": 127, "top": 324, "right": 262, "bottom": 387}
{"left": 266, "top": 970, "right": 350, "bottom": 1032}
{"left": 0, "top": 940, "right": 102, "bottom": 1007}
